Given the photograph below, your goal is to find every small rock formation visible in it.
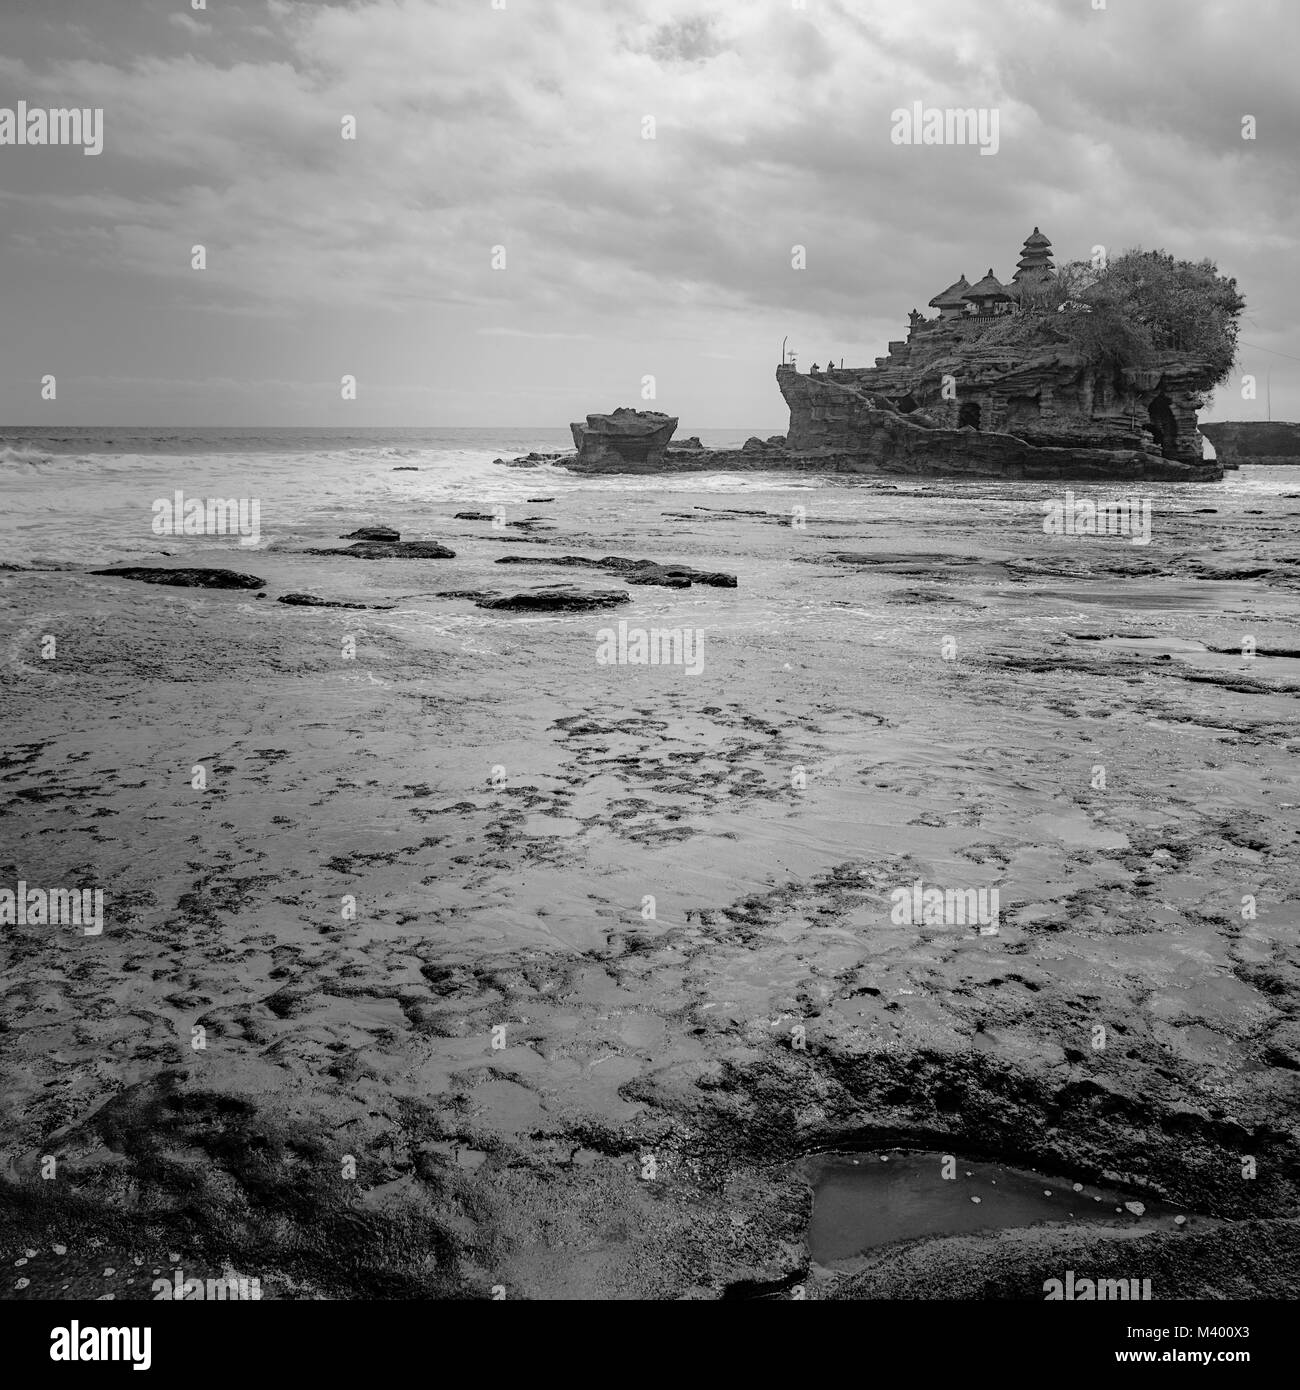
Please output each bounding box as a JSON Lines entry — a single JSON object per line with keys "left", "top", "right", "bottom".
{"left": 307, "top": 541, "right": 455, "bottom": 559}
{"left": 341, "top": 526, "right": 400, "bottom": 541}
{"left": 494, "top": 555, "right": 736, "bottom": 588}
{"left": 570, "top": 407, "right": 678, "bottom": 469}
{"left": 475, "top": 585, "right": 631, "bottom": 612}
{"left": 278, "top": 593, "right": 395, "bottom": 610}
{"left": 496, "top": 451, "right": 568, "bottom": 469}
{"left": 92, "top": 567, "right": 265, "bottom": 589}
{"left": 1199, "top": 422, "right": 1300, "bottom": 468}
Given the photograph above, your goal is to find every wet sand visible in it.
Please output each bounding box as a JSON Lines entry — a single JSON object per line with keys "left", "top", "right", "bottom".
{"left": 2, "top": 474, "right": 1299, "bottom": 1299}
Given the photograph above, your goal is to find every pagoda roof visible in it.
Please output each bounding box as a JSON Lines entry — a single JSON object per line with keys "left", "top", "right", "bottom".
{"left": 1023, "top": 226, "right": 1052, "bottom": 248}
{"left": 963, "top": 268, "right": 1011, "bottom": 300}
{"left": 927, "top": 274, "right": 970, "bottom": 308}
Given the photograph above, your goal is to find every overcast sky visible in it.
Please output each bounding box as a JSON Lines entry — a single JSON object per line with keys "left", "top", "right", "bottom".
{"left": 1, "top": 0, "right": 1296, "bottom": 429}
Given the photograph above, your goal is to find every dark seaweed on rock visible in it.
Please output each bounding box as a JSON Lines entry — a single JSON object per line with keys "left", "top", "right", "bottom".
{"left": 91, "top": 567, "right": 266, "bottom": 589}
{"left": 306, "top": 541, "right": 455, "bottom": 559}
{"left": 278, "top": 593, "right": 394, "bottom": 610}
{"left": 475, "top": 585, "right": 631, "bottom": 612}
{"left": 494, "top": 554, "right": 737, "bottom": 588}
{"left": 340, "top": 526, "right": 400, "bottom": 541}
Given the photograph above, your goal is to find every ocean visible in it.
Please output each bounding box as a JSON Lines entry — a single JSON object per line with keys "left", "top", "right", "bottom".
{"left": 2, "top": 425, "right": 1294, "bottom": 570}
{"left": 0, "top": 425, "right": 791, "bottom": 567}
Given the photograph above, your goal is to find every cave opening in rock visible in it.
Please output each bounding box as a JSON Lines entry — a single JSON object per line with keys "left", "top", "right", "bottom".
{"left": 894, "top": 393, "right": 919, "bottom": 414}
{"left": 958, "top": 401, "right": 981, "bottom": 430}
{"left": 1147, "top": 393, "right": 1179, "bottom": 458}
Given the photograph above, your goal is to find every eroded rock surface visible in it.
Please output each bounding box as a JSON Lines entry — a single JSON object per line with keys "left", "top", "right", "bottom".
{"left": 341, "top": 526, "right": 400, "bottom": 541}
{"left": 570, "top": 407, "right": 679, "bottom": 470}
{"left": 6, "top": 480, "right": 1298, "bottom": 1300}
{"left": 91, "top": 567, "right": 265, "bottom": 589}
{"left": 475, "top": 585, "right": 631, "bottom": 612}
{"left": 307, "top": 541, "right": 455, "bottom": 559}
{"left": 495, "top": 555, "right": 736, "bottom": 588}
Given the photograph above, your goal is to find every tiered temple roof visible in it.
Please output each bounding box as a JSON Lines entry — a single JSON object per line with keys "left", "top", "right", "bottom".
{"left": 918, "top": 231, "right": 1056, "bottom": 320}
{"left": 927, "top": 275, "right": 970, "bottom": 310}
{"left": 963, "top": 268, "right": 1011, "bottom": 305}
{"left": 1012, "top": 226, "right": 1055, "bottom": 282}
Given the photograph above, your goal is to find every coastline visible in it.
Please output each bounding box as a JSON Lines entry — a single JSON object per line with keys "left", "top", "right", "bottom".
{"left": 3, "top": 468, "right": 1299, "bottom": 1298}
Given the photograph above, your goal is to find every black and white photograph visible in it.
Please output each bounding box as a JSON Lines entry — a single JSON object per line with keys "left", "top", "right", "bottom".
{"left": 1, "top": 0, "right": 1297, "bottom": 1357}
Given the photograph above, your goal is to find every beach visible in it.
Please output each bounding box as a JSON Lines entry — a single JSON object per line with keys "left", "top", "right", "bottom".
{"left": 2, "top": 438, "right": 1299, "bottom": 1298}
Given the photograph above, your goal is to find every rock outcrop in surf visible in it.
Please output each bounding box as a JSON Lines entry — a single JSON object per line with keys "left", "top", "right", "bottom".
{"left": 1199, "top": 421, "right": 1300, "bottom": 469}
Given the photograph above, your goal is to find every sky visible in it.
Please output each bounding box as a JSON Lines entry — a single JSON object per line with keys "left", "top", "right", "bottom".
{"left": 1, "top": 0, "right": 1296, "bottom": 430}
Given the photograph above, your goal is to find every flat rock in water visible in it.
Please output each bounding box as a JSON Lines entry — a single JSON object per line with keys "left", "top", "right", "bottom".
{"left": 610, "top": 559, "right": 736, "bottom": 588}
{"left": 340, "top": 526, "right": 399, "bottom": 541}
{"left": 494, "top": 554, "right": 736, "bottom": 588}
{"left": 92, "top": 567, "right": 265, "bottom": 589}
{"left": 308, "top": 541, "right": 455, "bottom": 559}
{"left": 476, "top": 586, "right": 630, "bottom": 612}
{"left": 277, "top": 593, "right": 394, "bottom": 610}
{"left": 454, "top": 512, "right": 496, "bottom": 521}
{"left": 832, "top": 551, "right": 972, "bottom": 568}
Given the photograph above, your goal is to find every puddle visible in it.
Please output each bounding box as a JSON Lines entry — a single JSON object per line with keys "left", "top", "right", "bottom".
{"left": 801, "top": 1150, "right": 1187, "bottom": 1266}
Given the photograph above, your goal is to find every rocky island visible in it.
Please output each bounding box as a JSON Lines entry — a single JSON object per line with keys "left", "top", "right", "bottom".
{"left": 530, "top": 230, "right": 1242, "bottom": 482}
{"left": 570, "top": 406, "right": 679, "bottom": 468}
{"left": 1199, "top": 421, "right": 1300, "bottom": 469}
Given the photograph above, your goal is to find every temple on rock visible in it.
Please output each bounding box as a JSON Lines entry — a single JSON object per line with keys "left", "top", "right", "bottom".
{"left": 778, "top": 227, "right": 1222, "bottom": 480}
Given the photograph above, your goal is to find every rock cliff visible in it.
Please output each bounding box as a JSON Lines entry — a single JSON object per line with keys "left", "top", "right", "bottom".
{"left": 570, "top": 407, "right": 678, "bottom": 468}
{"left": 1199, "top": 421, "right": 1300, "bottom": 468}
{"left": 774, "top": 348, "right": 1220, "bottom": 481}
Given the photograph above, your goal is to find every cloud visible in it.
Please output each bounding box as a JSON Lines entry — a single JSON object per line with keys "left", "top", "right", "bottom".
{"left": 477, "top": 327, "right": 595, "bottom": 340}
{"left": 167, "top": 13, "right": 213, "bottom": 38}
{"left": 2, "top": 0, "right": 1297, "bottom": 423}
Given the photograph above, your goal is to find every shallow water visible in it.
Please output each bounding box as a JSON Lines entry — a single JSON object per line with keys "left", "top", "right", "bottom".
{"left": 802, "top": 1151, "right": 1186, "bottom": 1265}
